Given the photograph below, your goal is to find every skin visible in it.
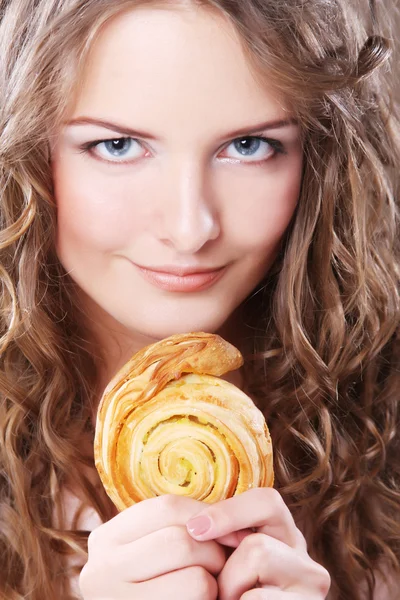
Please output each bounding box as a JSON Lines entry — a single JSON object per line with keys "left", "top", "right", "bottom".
{"left": 51, "top": 4, "right": 303, "bottom": 386}
{"left": 51, "top": 4, "right": 330, "bottom": 599}
{"left": 79, "top": 491, "right": 330, "bottom": 600}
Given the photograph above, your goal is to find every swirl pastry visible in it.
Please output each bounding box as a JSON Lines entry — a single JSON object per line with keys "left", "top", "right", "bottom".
{"left": 94, "top": 332, "right": 274, "bottom": 511}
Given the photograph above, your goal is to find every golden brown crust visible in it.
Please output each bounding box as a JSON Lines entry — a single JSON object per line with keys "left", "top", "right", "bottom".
{"left": 94, "top": 332, "right": 274, "bottom": 511}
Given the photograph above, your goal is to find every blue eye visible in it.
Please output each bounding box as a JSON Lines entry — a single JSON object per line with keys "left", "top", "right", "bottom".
{"left": 223, "top": 136, "right": 285, "bottom": 163}
{"left": 233, "top": 138, "right": 263, "bottom": 156}
{"left": 103, "top": 138, "right": 134, "bottom": 156}
{"left": 80, "top": 134, "right": 286, "bottom": 165}
{"left": 85, "top": 137, "right": 145, "bottom": 162}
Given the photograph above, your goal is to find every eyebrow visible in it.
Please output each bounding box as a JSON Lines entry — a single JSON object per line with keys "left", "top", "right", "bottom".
{"left": 65, "top": 116, "right": 298, "bottom": 141}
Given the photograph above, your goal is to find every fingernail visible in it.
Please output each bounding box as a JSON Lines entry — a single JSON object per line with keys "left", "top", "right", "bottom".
{"left": 186, "top": 515, "right": 212, "bottom": 537}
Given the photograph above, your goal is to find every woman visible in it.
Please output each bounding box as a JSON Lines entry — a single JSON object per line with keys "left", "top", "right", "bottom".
{"left": 0, "top": 0, "right": 398, "bottom": 598}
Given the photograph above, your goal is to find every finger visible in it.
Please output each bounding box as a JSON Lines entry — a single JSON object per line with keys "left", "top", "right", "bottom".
{"left": 115, "top": 526, "right": 226, "bottom": 581}
{"left": 186, "top": 488, "right": 303, "bottom": 550}
{"left": 135, "top": 566, "right": 218, "bottom": 600}
{"left": 90, "top": 494, "right": 204, "bottom": 547}
{"left": 79, "top": 562, "right": 134, "bottom": 598}
{"left": 215, "top": 528, "right": 254, "bottom": 548}
{"left": 81, "top": 565, "right": 219, "bottom": 600}
{"left": 218, "top": 533, "right": 330, "bottom": 600}
{"left": 85, "top": 525, "right": 225, "bottom": 586}
{"left": 240, "top": 591, "right": 307, "bottom": 600}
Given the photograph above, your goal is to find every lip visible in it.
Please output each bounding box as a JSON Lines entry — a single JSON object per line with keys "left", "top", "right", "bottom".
{"left": 133, "top": 264, "right": 227, "bottom": 292}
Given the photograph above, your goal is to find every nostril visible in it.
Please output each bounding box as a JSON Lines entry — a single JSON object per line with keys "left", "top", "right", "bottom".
{"left": 159, "top": 212, "right": 220, "bottom": 254}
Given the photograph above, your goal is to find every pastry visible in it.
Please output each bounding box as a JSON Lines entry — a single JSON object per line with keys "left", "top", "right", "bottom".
{"left": 94, "top": 332, "right": 274, "bottom": 511}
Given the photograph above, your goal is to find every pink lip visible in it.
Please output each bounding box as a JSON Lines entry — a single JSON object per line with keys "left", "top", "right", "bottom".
{"left": 133, "top": 264, "right": 227, "bottom": 292}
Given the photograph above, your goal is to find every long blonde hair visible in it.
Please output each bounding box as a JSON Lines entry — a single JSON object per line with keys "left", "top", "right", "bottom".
{"left": 0, "top": 1, "right": 399, "bottom": 598}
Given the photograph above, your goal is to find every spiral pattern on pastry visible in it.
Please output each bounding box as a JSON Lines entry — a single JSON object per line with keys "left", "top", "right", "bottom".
{"left": 94, "top": 332, "right": 274, "bottom": 511}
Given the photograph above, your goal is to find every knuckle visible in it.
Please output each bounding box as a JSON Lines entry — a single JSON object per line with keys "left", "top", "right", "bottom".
{"left": 316, "top": 564, "right": 331, "bottom": 595}
{"left": 295, "top": 527, "right": 308, "bottom": 552}
{"left": 158, "top": 493, "right": 184, "bottom": 514}
{"left": 187, "top": 566, "right": 218, "bottom": 600}
{"left": 247, "top": 487, "right": 287, "bottom": 520}
{"left": 241, "top": 532, "right": 270, "bottom": 563}
{"left": 265, "top": 486, "right": 286, "bottom": 512}
{"left": 302, "top": 558, "right": 331, "bottom": 596}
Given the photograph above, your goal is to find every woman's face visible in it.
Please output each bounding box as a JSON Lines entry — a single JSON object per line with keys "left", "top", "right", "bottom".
{"left": 51, "top": 5, "right": 303, "bottom": 343}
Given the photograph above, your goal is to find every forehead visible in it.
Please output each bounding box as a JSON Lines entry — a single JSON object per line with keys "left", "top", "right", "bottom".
{"left": 69, "top": 5, "right": 289, "bottom": 132}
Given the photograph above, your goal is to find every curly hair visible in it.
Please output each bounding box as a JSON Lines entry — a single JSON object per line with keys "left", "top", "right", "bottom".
{"left": 0, "top": 0, "right": 399, "bottom": 598}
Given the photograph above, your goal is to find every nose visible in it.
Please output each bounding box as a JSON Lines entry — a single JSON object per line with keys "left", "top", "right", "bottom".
{"left": 157, "top": 161, "right": 220, "bottom": 254}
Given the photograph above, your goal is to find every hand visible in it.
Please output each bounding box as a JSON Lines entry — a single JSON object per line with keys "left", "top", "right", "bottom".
{"left": 186, "top": 488, "right": 331, "bottom": 600}
{"left": 79, "top": 495, "right": 227, "bottom": 599}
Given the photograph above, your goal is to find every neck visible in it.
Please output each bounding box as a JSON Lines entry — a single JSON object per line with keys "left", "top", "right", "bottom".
{"left": 78, "top": 292, "right": 250, "bottom": 411}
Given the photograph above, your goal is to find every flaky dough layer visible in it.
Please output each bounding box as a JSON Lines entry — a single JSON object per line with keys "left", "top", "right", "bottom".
{"left": 94, "top": 332, "right": 274, "bottom": 511}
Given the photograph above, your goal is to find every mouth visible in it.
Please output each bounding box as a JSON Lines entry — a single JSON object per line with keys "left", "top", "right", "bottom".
{"left": 132, "top": 263, "right": 228, "bottom": 292}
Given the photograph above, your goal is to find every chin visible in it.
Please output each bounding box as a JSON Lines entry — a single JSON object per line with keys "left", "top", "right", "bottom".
{"left": 123, "top": 310, "right": 230, "bottom": 342}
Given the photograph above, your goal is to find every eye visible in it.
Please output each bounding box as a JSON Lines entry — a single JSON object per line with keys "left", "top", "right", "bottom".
{"left": 221, "top": 136, "right": 285, "bottom": 163}
{"left": 86, "top": 137, "right": 146, "bottom": 162}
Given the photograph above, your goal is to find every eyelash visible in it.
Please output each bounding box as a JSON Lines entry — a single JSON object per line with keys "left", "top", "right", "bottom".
{"left": 79, "top": 135, "right": 287, "bottom": 165}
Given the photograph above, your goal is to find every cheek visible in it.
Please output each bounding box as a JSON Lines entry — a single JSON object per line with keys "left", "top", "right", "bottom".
{"left": 219, "top": 159, "right": 302, "bottom": 253}
{"left": 52, "top": 155, "right": 149, "bottom": 254}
